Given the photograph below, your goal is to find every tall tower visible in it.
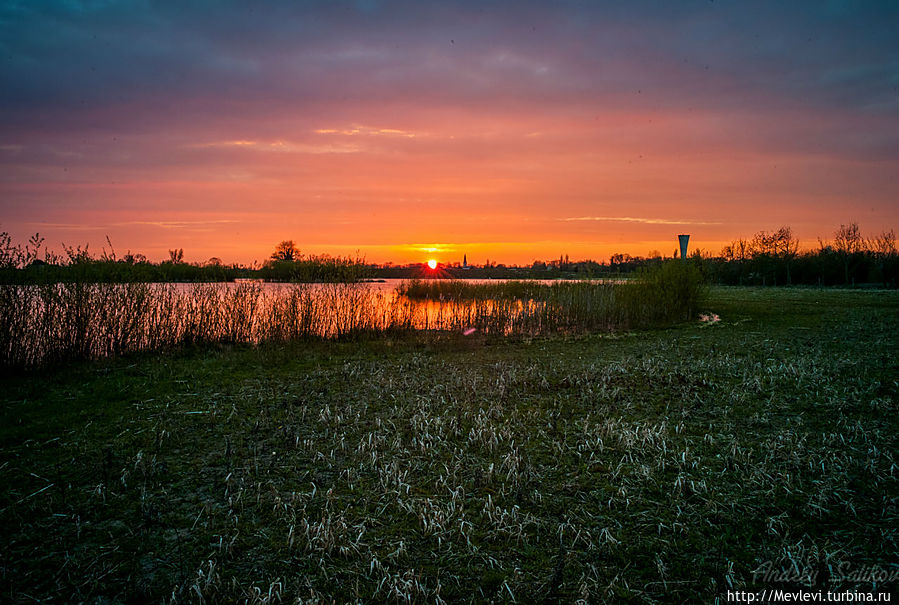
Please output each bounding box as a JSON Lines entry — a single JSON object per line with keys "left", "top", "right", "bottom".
{"left": 678, "top": 234, "right": 690, "bottom": 260}
{"left": 463, "top": 254, "right": 467, "bottom": 268}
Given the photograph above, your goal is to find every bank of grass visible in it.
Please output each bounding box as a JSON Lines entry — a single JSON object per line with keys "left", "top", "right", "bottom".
{"left": 398, "top": 278, "right": 552, "bottom": 301}
{"left": 400, "top": 260, "right": 707, "bottom": 330}
{"left": 1, "top": 287, "right": 897, "bottom": 602}
{"left": 394, "top": 262, "right": 706, "bottom": 339}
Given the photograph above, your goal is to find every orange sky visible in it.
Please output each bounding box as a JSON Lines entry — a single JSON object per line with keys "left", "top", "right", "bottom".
{"left": 2, "top": 2, "right": 897, "bottom": 265}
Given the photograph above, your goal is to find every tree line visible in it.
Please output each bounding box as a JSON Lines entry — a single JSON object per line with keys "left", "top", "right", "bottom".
{"left": 0, "top": 235, "right": 369, "bottom": 284}
{"left": 1, "top": 225, "right": 896, "bottom": 287}
{"left": 706, "top": 223, "right": 897, "bottom": 287}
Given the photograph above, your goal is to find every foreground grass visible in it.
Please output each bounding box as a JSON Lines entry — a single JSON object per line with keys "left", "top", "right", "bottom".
{"left": 0, "top": 287, "right": 897, "bottom": 602}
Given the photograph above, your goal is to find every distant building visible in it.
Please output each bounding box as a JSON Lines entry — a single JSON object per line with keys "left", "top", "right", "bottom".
{"left": 678, "top": 234, "right": 690, "bottom": 259}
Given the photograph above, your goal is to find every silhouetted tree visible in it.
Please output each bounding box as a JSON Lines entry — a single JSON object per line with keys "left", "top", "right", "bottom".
{"left": 749, "top": 230, "right": 777, "bottom": 285}
{"left": 721, "top": 238, "right": 750, "bottom": 284}
{"left": 869, "top": 229, "right": 897, "bottom": 287}
{"left": 271, "top": 240, "right": 300, "bottom": 262}
{"left": 773, "top": 226, "right": 799, "bottom": 285}
{"left": 833, "top": 223, "right": 863, "bottom": 284}
{"left": 746, "top": 227, "right": 799, "bottom": 285}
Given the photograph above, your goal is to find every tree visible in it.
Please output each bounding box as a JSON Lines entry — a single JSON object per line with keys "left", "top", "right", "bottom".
{"left": 833, "top": 223, "right": 863, "bottom": 284}
{"left": 722, "top": 238, "right": 750, "bottom": 284}
{"left": 748, "top": 227, "right": 799, "bottom": 285}
{"left": 869, "top": 229, "right": 897, "bottom": 287}
{"left": 271, "top": 240, "right": 300, "bottom": 262}
{"left": 749, "top": 230, "right": 777, "bottom": 285}
{"left": 168, "top": 248, "right": 184, "bottom": 264}
{"left": 772, "top": 226, "right": 799, "bottom": 285}
{"left": 869, "top": 229, "right": 896, "bottom": 258}
{"left": 834, "top": 222, "right": 863, "bottom": 254}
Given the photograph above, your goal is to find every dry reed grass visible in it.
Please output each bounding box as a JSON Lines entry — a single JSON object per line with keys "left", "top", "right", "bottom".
{"left": 0, "top": 262, "right": 706, "bottom": 368}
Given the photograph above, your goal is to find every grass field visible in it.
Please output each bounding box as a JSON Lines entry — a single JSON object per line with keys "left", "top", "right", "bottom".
{"left": 1, "top": 287, "right": 897, "bottom": 602}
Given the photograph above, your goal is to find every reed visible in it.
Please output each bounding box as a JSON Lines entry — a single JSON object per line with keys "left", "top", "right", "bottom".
{"left": 0, "top": 262, "right": 706, "bottom": 367}
{"left": 397, "top": 279, "right": 548, "bottom": 301}
{"left": 397, "top": 261, "right": 707, "bottom": 332}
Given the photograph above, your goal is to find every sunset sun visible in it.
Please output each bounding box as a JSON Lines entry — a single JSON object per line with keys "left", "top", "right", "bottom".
{"left": 427, "top": 259, "right": 437, "bottom": 270}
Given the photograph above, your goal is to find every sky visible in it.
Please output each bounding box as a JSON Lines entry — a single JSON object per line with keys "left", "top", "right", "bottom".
{"left": 1, "top": 0, "right": 898, "bottom": 265}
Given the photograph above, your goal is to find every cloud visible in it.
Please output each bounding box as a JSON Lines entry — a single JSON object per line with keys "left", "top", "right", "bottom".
{"left": 561, "top": 216, "right": 722, "bottom": 226}
{"left": 23, "top": 219, "right": 242, "bottom": 232}
{"left": 22, "top": 222, "right": 103, "bottom": 231}
{"left": 401, "top": 243, "right": 458, "bottom": 254}
{"left": 314, "top": 126, "right": 419, "bottom": 138}
{"left": 188, "top": 140, "right": 361, "bottom": 154}
{"left": 3, "top": 1, "right": 897, "bottom": 138}
{"left": 112, "top": 220, "right": 241, "bottom": 230}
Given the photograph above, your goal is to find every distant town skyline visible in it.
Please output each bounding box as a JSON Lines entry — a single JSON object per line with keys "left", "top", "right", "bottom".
{"left": 2, "top": 1, "right": 898, "bottom": 265}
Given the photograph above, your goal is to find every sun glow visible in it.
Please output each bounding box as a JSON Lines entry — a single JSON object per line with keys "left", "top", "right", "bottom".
{"left": 427, "top": 259, "right": 437, "bottom": 270}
